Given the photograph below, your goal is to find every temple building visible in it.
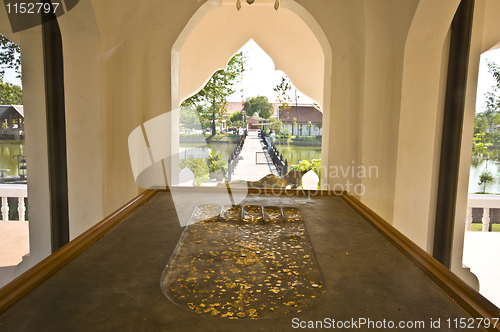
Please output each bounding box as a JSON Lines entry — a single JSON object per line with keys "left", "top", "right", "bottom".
{"left": 1, "top": 0, "right": 500, "bottom": 330}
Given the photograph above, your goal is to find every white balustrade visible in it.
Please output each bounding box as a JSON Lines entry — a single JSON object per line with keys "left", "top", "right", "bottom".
{"left": 0, "top": 184, "right": 28, "bottom": 221}
{"left": 467, "top": 194, "right": 500, "bottom": 232}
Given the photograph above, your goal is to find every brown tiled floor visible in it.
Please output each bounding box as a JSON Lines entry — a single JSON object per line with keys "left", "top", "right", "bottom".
{"left": 0, "top": 192, "right": 487, "bottom": 331}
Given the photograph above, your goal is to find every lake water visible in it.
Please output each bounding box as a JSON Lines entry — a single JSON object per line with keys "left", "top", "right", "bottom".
{"left": 273, "top": 144, "right": 321, "bottom": 166}
{"left": 0, "top": 140, "right": 319, "bottom": 178}
{"left": 0, "top": 140, "right": 25, "bottom": 176}
{"left": 180, "top": 142, "right": 321, "bottom": 167}
{"left": 469, "top": 151, "right": 500, "bottom": 194}
{"left": 0, "top": 140, "right": 486, "bottom": 191}
{"left": 179, "top": 142, "right": 237, "bottom": 161}
{"left": 180, "top": 142, "right": 490, "bottom": 193}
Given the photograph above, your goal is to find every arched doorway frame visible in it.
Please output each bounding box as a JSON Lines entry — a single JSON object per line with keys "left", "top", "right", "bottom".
{"left": 170, "top": 0, "right": 332, "bottom": 187}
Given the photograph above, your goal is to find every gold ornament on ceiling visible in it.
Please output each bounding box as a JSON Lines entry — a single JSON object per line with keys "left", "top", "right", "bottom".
{"left": 235, "top": 0, "right": 280, "bottom": 11}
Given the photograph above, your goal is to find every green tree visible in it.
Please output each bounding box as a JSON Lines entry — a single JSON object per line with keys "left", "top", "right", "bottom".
{"left": 268, "top": 117, "right": 282, "bottom": 133}
{"left": 193, "top": 105, "right": 214, "bottom": 131}
{"left": 273, "top": 76, "right": 293, "bottom": 110}
{"left": 478, "top": 61, "right": 500, "bottom": 133}
{"left": 181, "top": 53, "right": 245, "bottom": 135}
{"left": 179, "top": 106, "right": 201, "bottom": 133}
{"left": 314, "top": 120, "right": 322, "bottom": 134}
{"left": 487, "top": 60, "right": 500, "bottom": 91}
{"left": 478, "top": 171, "right": 494, "bottom": 193}
{"left": 0, "top": 79, "right": 22, "bottom": 105}
{"left": 227, "top": 111, "right": 244, "bottom": 131}
{"left": 228, "top": 111, "right": 243, "bottom": 123}
{"left": 243, "top": 95, "right": 274, "bottom": 119}
{"left": 473, "top": 132, "right": 491, "bottom": 153}
{"left": 474, "top": 112, "right": 488, "bottom": 135}
{"left": 482, "top": 91, "right": 500, "bottom": 132}
{"left": 0, "top": 34, "right": 22, "bottom": 80}
{"left": 307, "top": 121, "right": 312, "bottom": 136}
{"left": 0, "top": 34, "right": 22, "bottom": 104}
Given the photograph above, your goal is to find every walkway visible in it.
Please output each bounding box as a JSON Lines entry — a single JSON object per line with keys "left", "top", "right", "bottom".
{"left": 463, "top": 231, "right": 500, "bottom": 309}
{"left": 231, "top": 130, "right": 277, "bottom": 181}
{"left": 0, "top": 221, "right": 28, "bottom": 289}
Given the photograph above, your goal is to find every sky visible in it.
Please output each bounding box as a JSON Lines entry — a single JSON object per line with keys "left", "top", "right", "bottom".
{"left": 2, "top": 65, "right": 21, "bottom": 86}
{"left": 227, "top": 39, "right": 316, "bottom": 105}
{"left": 475, "top": 47, "right": 500, "bottom": 113}
{"left": 3, "top": 39, "right": 499, "bottom": 111}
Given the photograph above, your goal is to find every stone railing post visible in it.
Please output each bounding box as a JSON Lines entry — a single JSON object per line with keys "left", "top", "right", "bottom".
{"left": 1, "top": 196, "right": 9, "bottom": 221}
{"left": 481, "top": 207, "right": 490, "bottom": 232}
{"left": 0, "top": 184, "right": 28, "bottom": 221}
{"left": 465, "top": 207, "right": 472, "bottom": 231}
{"left": 18, "top": 197, "right": 26, "bottom": 222}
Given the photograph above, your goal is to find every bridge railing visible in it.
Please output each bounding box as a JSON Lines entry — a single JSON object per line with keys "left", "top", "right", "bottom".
{"left": 467, "top": 194, "right": 500, "bottom": 232}
{"left": 0, "top": 184, "right": 27, "bottom": 221}
{"left": 227, "top": 130, "right": 247, "bottom": 181}
{"left": 260, "top": 130, "right": 288, "bottom": 177}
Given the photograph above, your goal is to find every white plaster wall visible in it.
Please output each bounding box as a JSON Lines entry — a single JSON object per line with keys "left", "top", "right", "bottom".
{"left": 296, "top": 0, "right": 365, "bottom": 192}
{"left": 57, "top": 0, "right": 104, "bottom": 239}
{"left": 392, "top": 0, "right": 460, "bottom": 252}
{"left": 360, "top": 0, "right": 418, "bottom": 223}
{"left": 90, "top": 0, "right": 142, "bottom": 215}
{"left": 88, "top": 0, "right": 201, "bottom": 214}
{"left": 178, "top": 2, "right": 324, "bottom": 108}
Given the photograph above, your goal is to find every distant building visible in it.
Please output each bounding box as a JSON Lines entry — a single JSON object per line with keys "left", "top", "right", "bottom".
{"left": 225, "top": 101, "right": 280, "bottom": 130}
{"left": 225, "top": 102, "right": 322, "bottom": 134}
{"left": 0, "top": 105, "right": 24, "bottom": 140}
{"left": 225, "top": 101, "right": 280, "bottom": 117}
{"left": 279, "top": 105, "right": 322, "bottom": 136}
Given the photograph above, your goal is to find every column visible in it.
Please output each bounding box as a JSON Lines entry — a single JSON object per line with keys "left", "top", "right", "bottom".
{"left": 481, "top": 207, "right": 490, "bottom": 232}
{"left": 465, "top": 207, "right": 472, "bottom": 231}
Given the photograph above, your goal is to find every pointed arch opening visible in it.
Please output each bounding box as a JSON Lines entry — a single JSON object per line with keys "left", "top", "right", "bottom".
{"left": 170, "top": 0, "right": 332, "bottom": 187}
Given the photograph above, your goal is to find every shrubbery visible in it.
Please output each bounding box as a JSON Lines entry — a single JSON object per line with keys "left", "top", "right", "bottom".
{"left": 290, "top": 159, "right": 321, "bottom": 189}
{"left": 180, "top": 158, "right": 210, "bottom": 186}
{"left": 206, "top": 151, "right": 227, "bottom": 173}
{"left": 180, "top": 151, "right": 228, "bottom": 185}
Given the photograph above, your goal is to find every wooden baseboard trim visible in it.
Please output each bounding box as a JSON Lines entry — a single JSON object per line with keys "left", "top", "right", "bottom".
{"left": 341, "top": 193, "right": 500, "bottom": 332}
{"left": 0, "top": 189, "right": 159, "bottom": 315}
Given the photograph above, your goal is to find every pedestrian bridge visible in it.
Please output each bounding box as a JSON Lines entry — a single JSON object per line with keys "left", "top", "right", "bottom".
{"left": 230, "top": 130, "right": 278, "bottom": 181}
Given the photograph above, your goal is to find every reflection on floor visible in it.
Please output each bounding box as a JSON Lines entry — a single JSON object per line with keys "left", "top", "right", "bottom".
{"left": 0, "top": 193, "right": 487, "bottom": 331}
{"left": 463, "top": 231, "right": 500, "bottom": 309}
